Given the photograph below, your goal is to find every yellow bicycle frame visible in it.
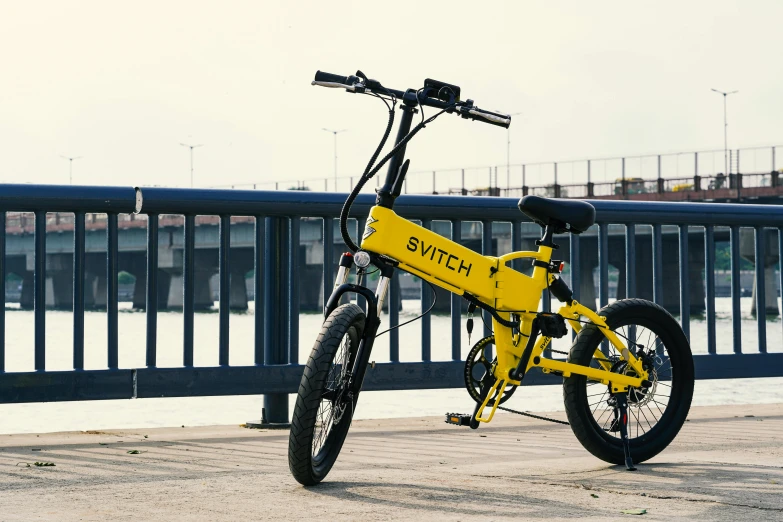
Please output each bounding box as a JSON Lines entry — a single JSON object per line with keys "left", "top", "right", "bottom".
{"left": 361, "top": 205, "right": 648, "bottom": 423}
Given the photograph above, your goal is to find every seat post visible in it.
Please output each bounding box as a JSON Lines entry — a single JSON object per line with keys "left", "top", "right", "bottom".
{"left": 536, "top": 224, "right": 559, "bottom": 249}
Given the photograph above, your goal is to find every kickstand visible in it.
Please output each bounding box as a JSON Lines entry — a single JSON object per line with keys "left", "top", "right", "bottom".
{"left": 613, "top": 392, "right": 637, "bottom": 471}
{"left": 469, "top": 373, "right": 495, "bottom": 430}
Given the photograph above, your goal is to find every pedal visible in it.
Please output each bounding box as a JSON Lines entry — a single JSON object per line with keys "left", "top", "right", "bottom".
{"left": 445, "top": 413, "right": 472, "bottom": 426}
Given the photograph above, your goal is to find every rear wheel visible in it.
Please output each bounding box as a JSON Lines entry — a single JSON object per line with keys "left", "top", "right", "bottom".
{"left": 563, "top": 299, "right": 694, "bottom": 465}
{"left": 288, "top": 304, "right": 365, "bottom": 486}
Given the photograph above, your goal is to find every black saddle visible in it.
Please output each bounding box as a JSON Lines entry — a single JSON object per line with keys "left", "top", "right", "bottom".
{"left": 518, "top": 195, "right": 595, "bottom": 234}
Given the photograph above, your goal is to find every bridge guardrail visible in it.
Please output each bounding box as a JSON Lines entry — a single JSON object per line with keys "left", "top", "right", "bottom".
{"left": 1, "top": 184, "right": 782, "bottom": 424}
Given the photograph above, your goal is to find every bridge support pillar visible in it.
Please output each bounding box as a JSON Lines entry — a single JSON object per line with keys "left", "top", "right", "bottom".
{"left": 49, "top": 272, "right": 73, "bottom": 309}
{"left": 20, "top": 272, "right": 33, "bottom": 310}
{"left": 229, "top": 269, "right": 248, "bottom": 310}
{"left": 751, "top": 264, "right": 780, "bottom": 316}
{"left": 740, "top": 229, "right": 780, "bottom": 316}
{"left": 44, "top": 254, "right": 74, "bottom": 310}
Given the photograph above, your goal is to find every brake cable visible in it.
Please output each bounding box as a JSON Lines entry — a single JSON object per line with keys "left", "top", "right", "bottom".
{"left": 339, "top": 95, "right": 456, "bottom": 252}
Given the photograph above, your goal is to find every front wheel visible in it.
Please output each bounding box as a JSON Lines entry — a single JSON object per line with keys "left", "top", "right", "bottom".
{"left": 288, "top": 304, "right": 365, "bottom": 486}
{"left": 563, "top": 299, "right": 694, "bottom": 466}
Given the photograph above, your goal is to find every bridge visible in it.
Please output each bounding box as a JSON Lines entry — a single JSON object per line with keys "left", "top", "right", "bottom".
{"left": 232, "top": 144, "right": 783, "bottom": 205}
{"left": 0, "top": 184, "right": 782, "bottom": 429}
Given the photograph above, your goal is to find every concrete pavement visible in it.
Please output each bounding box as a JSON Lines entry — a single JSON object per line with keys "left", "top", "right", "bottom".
{"left": 1, "top": 403, "right": 782, "bottom": 521}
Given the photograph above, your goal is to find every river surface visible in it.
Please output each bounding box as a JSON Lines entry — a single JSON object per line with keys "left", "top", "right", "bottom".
{"left": 1, "top": 297, "right": 782, "bottom": 434}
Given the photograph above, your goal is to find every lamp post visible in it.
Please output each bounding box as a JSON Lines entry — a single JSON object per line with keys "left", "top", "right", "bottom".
{"left": 60, "top": 155, "right": 82, "bottom": 184}
{"left": 710, "top": 89, "right": 738, "bottom": 175}
{"left": 506, "top": 112, "right": 523, "bottom": 189}
{"left": 322, "top": 128, "right": 347, "bottom": 189}
{"left": 180, "top": 143, "right": 203, "bottom": 188}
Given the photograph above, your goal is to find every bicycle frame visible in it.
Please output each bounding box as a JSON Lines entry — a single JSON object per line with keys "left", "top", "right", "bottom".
{"left": 326, "top": 98, "right": 647, "bottom": 426}
{"left": 359, "top": 206, "right": 649, "bottom": 423}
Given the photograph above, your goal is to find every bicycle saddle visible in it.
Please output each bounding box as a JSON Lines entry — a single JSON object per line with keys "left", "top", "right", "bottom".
{"left": 518, "top": 195, "right": 595, "bottom": 234}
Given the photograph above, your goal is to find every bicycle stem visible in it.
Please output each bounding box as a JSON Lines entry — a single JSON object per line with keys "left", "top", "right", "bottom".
{"left": 376, "top": 97, "right": 418, "bottom": 209}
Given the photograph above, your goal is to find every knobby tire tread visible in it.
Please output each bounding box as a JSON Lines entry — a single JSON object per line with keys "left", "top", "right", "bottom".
{"left": 288, "top": 304, "right": 365, "bottom": 486}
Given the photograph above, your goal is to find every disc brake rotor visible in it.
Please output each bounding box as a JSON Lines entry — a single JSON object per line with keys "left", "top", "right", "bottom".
{"left": 464, "top": 336, "right": 517, "bottom": 405}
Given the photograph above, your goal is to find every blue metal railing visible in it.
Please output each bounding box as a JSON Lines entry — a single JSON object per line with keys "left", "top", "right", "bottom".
{"left": 1, "top": 184, "right": 782, "bottom": 424}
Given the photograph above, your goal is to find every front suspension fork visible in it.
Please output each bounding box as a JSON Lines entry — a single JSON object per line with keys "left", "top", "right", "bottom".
{"left": 324, "top": 252, "right": 394, "bottom": 396}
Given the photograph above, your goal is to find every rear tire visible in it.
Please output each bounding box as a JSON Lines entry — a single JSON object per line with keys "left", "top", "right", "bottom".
{"left": 563, "top": 299, "right": 694, "bottom": 466}
{"left": 288, "top": 304, "right": 365, "bottom": 486}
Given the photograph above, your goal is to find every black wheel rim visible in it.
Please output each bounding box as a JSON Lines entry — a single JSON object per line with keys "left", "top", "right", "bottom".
{"left": 585, "top": 322, "right": 676, "bottom": 443}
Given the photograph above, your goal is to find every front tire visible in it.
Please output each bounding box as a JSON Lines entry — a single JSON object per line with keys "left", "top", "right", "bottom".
{"left": 288, "top": 304, "right": 365, "bottom": 486}
{"left": 563, "top": 299, "right": 694, "bottom": 466}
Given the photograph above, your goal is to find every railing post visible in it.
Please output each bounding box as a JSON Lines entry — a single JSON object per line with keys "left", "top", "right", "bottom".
{"left": 704, "top": 226, "right": 716, "bottom": 354}
{"left": 754, "top": 227, "right": 767, "bottom": 353}
{"left": 598, "top": 224, "right": 609, "bottom": 310}
{"left": 652, "top": 224, "right": 663, "bottom": 306}
{"left": 621, "top": 158, "right": 626, "bottom": 197}
{"left": 107, "top": 213, "right": 119, "bottom": 370}
{"left": 183, "top": 215, "right": 195, "bottom": 367}
{"left": 254, "top": 216, "right": 265, "bottom": 365}
{"left": 218, "top": 215, "right": 230, "bottom": 366}
{"left": 488, "top": 167, "right": 492, "bottom": 193}
{"left": 73, "top": 212, "right": 85, "bottom": 370}
{"left": 421, "top": 219, "right": 432, "bottom": 361}
{"left": 263, "top": 216, "right": 290, "bottom": 424}
{"left": 729, "top": 226, "right": 742, "bottom": 353}
{"left": 678, "top": 225, "right": 690, "bottom": 340}
{"left": 146, "top": 214, "right": 159, "bottom": 368}
{"left": 289, "top": 217, "right": 300, "bottom": 364}
{"left": 34, "top": 212, "right": 46, "bottom": 371}
{"left": 451, "top": 220, "right": 462, "bottom": 360}
{"left": 587, "top": 182, "right": 594, "bottom": 198}
{"left": 482, "top": 220, "right": 493, "bottom": 338}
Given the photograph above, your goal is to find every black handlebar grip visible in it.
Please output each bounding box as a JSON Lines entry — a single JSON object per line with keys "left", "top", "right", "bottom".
{"left": 314, "top": 70, "right": 350, "bottom": 85}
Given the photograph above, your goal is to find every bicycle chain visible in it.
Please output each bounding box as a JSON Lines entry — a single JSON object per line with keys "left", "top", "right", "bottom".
{"left": 496, "top": 405, "right": 570, "bottom": 425}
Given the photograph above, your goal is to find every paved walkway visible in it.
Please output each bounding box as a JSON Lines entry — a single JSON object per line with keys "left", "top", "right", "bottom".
{"left": 1, "top": 403, "right": 781, "bottom": 521}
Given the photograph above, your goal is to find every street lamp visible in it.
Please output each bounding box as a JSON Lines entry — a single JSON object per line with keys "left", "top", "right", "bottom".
{"left": 711, "top": 88, "right": 738, "bottom": 176}
{"left": 180, "top": 142, "right": 203, "bottom": 188}
{"left": 322, "top": 128, "right": 347, "bottom": 189}
{"left": 60, "top": 155, "right": 82, "bottom": 184}
{"left": 505, "top": 112, "right": 523, "bottom": 188}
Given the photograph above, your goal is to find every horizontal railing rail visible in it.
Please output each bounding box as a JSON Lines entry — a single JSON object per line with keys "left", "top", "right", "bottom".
{"left": 1, "top": 184, "right": 782, "bottom": 424}
{"left": 214, "top": 144, "right": 782, "bottom": 199}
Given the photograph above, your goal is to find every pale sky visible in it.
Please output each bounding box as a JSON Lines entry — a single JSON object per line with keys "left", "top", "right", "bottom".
{"left": 1, "top": 0, "right": 781, "bottom": 191}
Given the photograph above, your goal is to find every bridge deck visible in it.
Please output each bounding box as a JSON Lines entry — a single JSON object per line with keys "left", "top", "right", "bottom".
{"left": 1, "top": 403, "right": 781, "bottom": 520}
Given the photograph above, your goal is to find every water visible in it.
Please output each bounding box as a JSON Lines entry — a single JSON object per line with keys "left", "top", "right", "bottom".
{"left": 1, "top": 297, "right": 782, "bottom": 435}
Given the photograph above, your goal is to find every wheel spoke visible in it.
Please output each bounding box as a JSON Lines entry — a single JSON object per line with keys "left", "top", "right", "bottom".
{"left": 578, "top": 312, "right": 688, "bottom": 446}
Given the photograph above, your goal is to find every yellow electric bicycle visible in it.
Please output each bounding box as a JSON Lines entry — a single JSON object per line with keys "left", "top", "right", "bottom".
{"left": 288, "top": 70, "right": 694, "bottom": 486}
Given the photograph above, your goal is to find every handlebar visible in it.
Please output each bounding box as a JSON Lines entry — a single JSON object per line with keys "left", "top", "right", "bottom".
{"left": 312, "top": 70, "right": 511, "bottom": 129}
